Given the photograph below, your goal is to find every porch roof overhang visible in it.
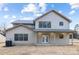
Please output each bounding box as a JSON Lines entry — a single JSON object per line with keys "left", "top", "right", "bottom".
{"left": 33, "top": 29, "right": 75, "bottom": 33}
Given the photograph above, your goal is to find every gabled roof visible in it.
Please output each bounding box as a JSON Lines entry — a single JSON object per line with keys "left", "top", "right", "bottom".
{"left": 11, "top": 10, "right": 71, "bottom": 25}
{"left": 34, "top": 10, "right": 71, "bottom": 23}
{"left": 6, "top": 24, "right": 33, "bottom": 32}
{"left": 12, "top": 20, "right": 34, "bottom": 25}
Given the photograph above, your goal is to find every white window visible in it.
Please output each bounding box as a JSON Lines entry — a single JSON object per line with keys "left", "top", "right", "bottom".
{"left": 42, "top": 35, "right": 49, "bottom": 43}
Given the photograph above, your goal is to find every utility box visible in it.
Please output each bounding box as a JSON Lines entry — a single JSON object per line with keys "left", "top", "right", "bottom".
{"left": 5, "top": 40, "right": 12, "bottom": 47}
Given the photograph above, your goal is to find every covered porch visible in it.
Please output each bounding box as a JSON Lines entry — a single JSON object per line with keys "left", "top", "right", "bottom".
{"left": 34, "top": 29, "right": 74, "bottom": 45}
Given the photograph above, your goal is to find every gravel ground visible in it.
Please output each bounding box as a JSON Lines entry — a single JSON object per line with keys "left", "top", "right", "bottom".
{"left": 0, "top": 43, "right": 79, "bottom": 55}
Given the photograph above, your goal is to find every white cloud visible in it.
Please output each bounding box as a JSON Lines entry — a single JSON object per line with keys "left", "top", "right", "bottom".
{"left": 33, "top": 3, "right": 47, "bottom": 17}
{"left": 0, "top": 3, "right": 8, "bottom": 11}
{"left": 69, "top": 10, "right": 76, "bottom": 15}
{"left": 6, "top": 19, "right": 16, "bottom": 28}
{"left": 21, "top": 3, "right": 47, "bottom": 17}
{"left": 69, "top": 3, "right": 79, "bottom": 9}
{"left": 21, "top": 17, "right": 34, "bottom": 20}
{"left": 6, "top": 23, "right": 13, "bottom": 28}
{"left": 58, "top": 10, "right": 62, "bottom": 13}
{"left": 36, "top": 13, "right": 42, "bottom": 17}
{"left": 21, "top": 3, "right": 37, "bottom": 13}
{"left": 0, "top": 3, "right": 4, "bottom": 11}
{"left": 4, "top": 15, "right": 9, "bottom": 19}
{"left": 68, "top": 16, "right": 72, "bottom": 19}
{"left": 10, "top": 19, "right": 16, "bottom": 23}
{"left": 3, "top": 7, "right": 9, "bottom": 11}
{"left": 34, "top": 13, "right": 42, "bottom": 17}
{"left": 39, "top": 3, "right": 47, "bottom": 12}
{"left": 12, "top": 15, "right": 16, "bottom": 19}
{"left": 69, "top": 3, "right": 78, "bottom": 15}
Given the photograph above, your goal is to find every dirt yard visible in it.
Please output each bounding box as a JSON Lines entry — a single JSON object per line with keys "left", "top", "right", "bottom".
{"left": 0, "top": 43, "right": 79, "bottom": 55}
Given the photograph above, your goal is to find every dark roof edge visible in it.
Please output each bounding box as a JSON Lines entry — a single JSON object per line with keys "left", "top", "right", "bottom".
{"left": 6, "top": 24, "right": 33, "bottom": 32}
{"left": 33, "top": 29, "right": 75, "bottom": 33}
{"left": 12, "top": 23, "right": 34, "bottom": 25}
{"left": 34, "top": 10, "right": 71, "bottom": 23}
{"left": 11, "top": 20, "right": 34, "bottom": 24}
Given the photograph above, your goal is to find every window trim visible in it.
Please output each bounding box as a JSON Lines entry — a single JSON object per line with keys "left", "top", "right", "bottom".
{"left": 39, "top": 21, "right": 51, "bottom": 28}
{"left": 59, "top": 33, "right": 64, "bottom": 39}
{"left": 69, "top": 34, "right": 73, "bottom": 39}
{"left": 14, "top": 34, "right": 28, "bottom": 41}
{"left": 59, "top": 21, "right": 64, "bottom": 26}
{"left": 42, "top": 34, "right": 49, "bottom": 43}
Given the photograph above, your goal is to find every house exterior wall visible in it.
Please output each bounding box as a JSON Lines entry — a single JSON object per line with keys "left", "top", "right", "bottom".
{"left": 6, "top": 26, "right": 37, "bottom": 45}
{"left": 6, "top": 11, "right": 72, "bottom": 45}
{"left": 35, "top": 12, "right": 69, "bottom": 29}
{"left": 51, "top": 33, "right": 69, "bottom": 45}
{"left": 6, "top": 26, "right": 71, "bottom": 45}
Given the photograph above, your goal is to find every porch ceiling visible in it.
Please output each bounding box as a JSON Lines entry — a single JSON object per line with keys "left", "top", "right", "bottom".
{"left": 33, "top": 29, "right": 75, "bottom": 33}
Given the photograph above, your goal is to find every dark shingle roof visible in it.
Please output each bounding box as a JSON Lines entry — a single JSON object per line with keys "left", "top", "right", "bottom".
{"left": 12, "top": 20, "right": 34, "bottom": 25}
{"left": 6, "top": 24, "right": 33, "bottom": 32}
{"left": 33, "top": 29, "right": 74, "bottom": 33}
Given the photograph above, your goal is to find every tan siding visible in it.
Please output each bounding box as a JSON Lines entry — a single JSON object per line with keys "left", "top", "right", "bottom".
{"left": 35, "top": 12, "right": 69, "bottom": 29}
{"left": 6, "top": 26, "right": 37, "bottom": 45}
{"left": 37, "top": 32, "right": 70, "bottom": 45}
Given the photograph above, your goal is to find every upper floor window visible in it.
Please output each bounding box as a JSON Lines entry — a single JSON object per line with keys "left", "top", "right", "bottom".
{"left": 39, "top": 21, "right": 51, "bottom": 28}
{"left": 59, "top": 22, "right": 64, "bottom": 26}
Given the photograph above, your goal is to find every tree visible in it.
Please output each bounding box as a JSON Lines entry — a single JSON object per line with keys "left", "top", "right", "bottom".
{"left": 74, "top": 24, "right": 79, "bottom": 31}
{"left": 74, "top": 24, "right": 79, "bottom": 39}
{"left": 0, "top": 23, "right": 6, "bottom": 36}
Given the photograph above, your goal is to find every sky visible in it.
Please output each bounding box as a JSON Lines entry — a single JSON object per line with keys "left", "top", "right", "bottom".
{"left": 0, "top": 3, "right": 79, "bottom": 29}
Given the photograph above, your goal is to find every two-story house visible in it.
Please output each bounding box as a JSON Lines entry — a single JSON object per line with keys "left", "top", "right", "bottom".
{"left": 6, "top": 10, "right": 74, "bottom": 45}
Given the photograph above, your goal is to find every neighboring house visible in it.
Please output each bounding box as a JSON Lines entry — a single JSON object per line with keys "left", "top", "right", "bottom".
{"left": 0, "top": 29, "right": 6, "bottom": 43}
{"left": 6, "top": 10, "right": 74, "bottom": 45}
{"left": 0, "top": 34, "right": 6, "bottom": 43}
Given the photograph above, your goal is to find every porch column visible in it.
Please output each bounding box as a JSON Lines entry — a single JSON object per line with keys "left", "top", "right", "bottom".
{"left": 36, "top": 32, "right": 38, "bottom": 44}
{"left": 37, "top": 32, "right": 42, "bottom": 44}
{"left": 53, "top": 33, "right": 55, "bottom": 43}
{"left": 66, "top": 33, "right": 71, "bottom": 45}
{"left": 71, "top": 33, "right": 73, "bottom": 45}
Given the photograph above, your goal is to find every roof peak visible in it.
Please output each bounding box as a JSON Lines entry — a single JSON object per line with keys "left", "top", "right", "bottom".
{"left": 34, "top": 9, "right": 71, "bottom": 23}
{"left": 11, "top": 10, "right": 71, "bottom": 24}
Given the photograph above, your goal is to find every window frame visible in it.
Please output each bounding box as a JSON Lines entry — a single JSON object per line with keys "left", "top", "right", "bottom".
{"left": 69, "top": 34, "right": 73, "bottom": 39}
{"left": 59, "top": 33, "right": 64, "bottom": 39}
{"left": 14, "top": 34, "right": 28, "bottom": 41}
{"left": 59, "top": 21, "right": 64, "bottom": 26}
{"left": 39, "top": 21, "right": 51, "bottom": 28}
{"left": 23, "top": 34, "right": 28, "bottom": 41}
